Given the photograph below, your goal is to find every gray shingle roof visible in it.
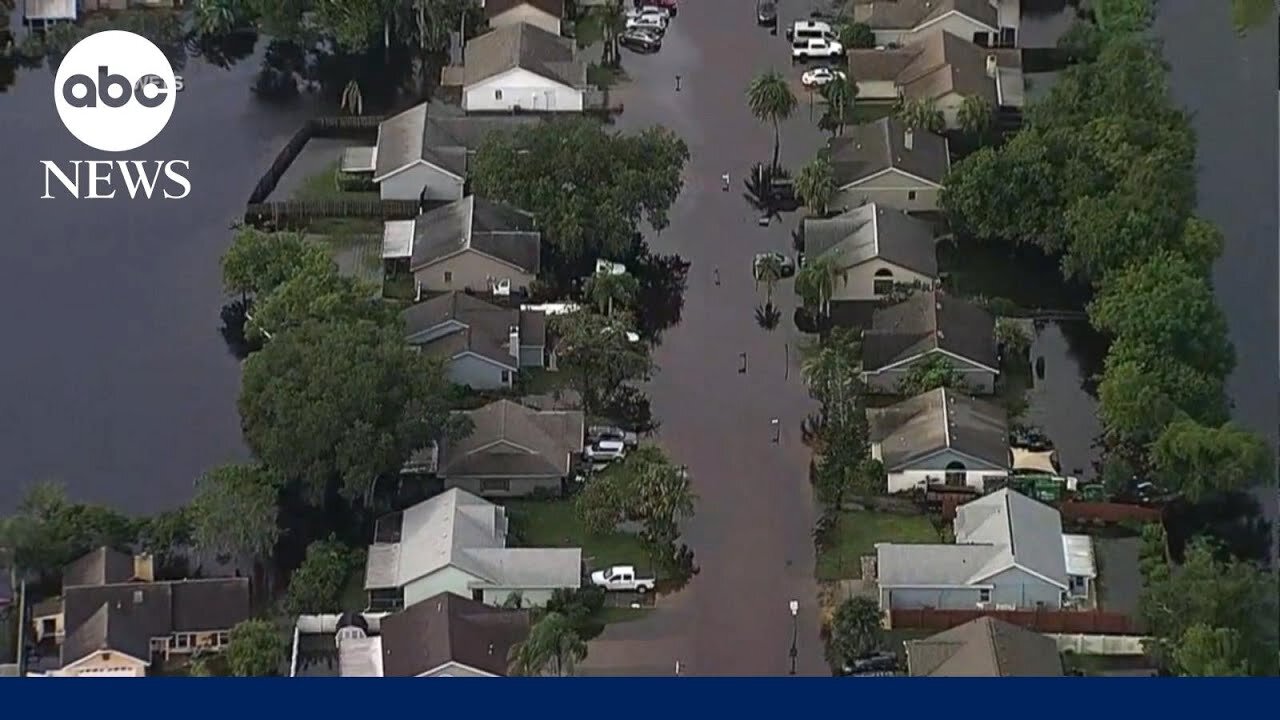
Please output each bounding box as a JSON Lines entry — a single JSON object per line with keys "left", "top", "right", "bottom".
{"left": 829, "top": 117, "right": 950, "bottom": 187}
{"left": 380, "top": 592, "right": 530, "bottom": 676}
{"left": 62, "top": 546, "right": 136, "bottom": 588}
{"left": 440, "top": 399, "right": 584, "bottom": 478}
{"left": 803, "top": 202, "right": 938, "bottom": 277}
{"left": 402, "top": 292, "right": 545, "bottom": 368}
{"left": 409, "top": 196, "right": 541, "bottom": 274}
{"left": 374, "top": 102, "right": 543, "bottom": 180}
{"left": 906, "top": 616, "right": 1064, "bottom": 676}
{"left": 485, "top": 0, "right": 564, "bottom": 18}
{"left": 61, "top": 603, "right": 153, "bottom": 667}
{"left": 463, "top": 23, "right": 585, "bottom": 88}
{"left": 954, "top": 489, "right": 1068, "bottom": 587}
{"left": 861, "top": 289, "right": 997, "bottom": 371}
{"left": 868, "top": 387, "right": 1009, "bottom": 470}
{"left": 897, "top": 30, "right": 998, "bottom": 105}
{"left": 851, "top": 0, "right": 998, "bottom": 30}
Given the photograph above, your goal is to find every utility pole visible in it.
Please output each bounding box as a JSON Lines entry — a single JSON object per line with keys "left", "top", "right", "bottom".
{"left": 788, "top": 600, "right": 799, "bottom": 675}
{"left": 15, "top": 579, "right": 26, "bottom": 676}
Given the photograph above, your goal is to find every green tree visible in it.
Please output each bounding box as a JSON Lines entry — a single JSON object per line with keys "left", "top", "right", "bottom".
{"left": 746, "top": 70, "right": 798, "bottom": 167}
{"left": 826, "top": 596, "right": 884, "bottom": 672}
{"left": 226, "top": 619, "right": 285, "bottom": 677}
{"left": 220, "top": 227, "right": 330, "bottom": 297}
{"left": 283, "top": 536, "right": 356, "bottom": 615}
{"left": 1150, "top": 418, "right": 1272, "bottom": 502}
{"left": 470, "top": 119, "right": 689, "bottom": 273}
{"left": 508, "top": 611, "right": 587, "bottom": 676}
{"left": 192, "top": 0, "right": 245, "bottom": 35}
{"left": 136, "top": 507, "right": 193, "bottom": 573}
{"left": 1097, "top": 339, "right": 1228, "bottom": 447}
{"left": 838, "top": 22, "right": 875, "bottom": 49}
{"left": 957, "top": 95, "right": 993, "bottom": 138}
{"left": 795, "top": 253, "right": 847, "bottom": 316}
{"left": 818, "top": 73, "right": 857, "bottom": 136}
{"left": 800, "top": 329, "right": 861, "bottom": 411}
{"left": 753, "top": 253, "right": 785, "bottom": 301}
{"left": 583, "top": 268, "right": 639, "bottom": 317}
{"left": 246, "top": 263, "right": 393, "bottom": 339}
{"left": 239, "top": 319, "right": 464, "bottom": 506}
{"left": 575, "top": 447, "right": 695, "bottom": 554}
{"left": 896, "top": 354, "right": 966, "bottom": 396}
{"left": 0, "top": 482, "right": 137, "bottom": 581}
{"left": 1173, "top": 624, "right": 1251, "bottom": 676}
{"left": 550, "top": 311, "right": 652, "bottom": 415}
{"left": 895, "top": 97, "right": 944, "bottom": 134}
{"left": 940, "top": 131, "right": 1065, "bottom": 245}
{"left": 1092, "top": 0, "right": 1153, "bottom": 35}
{"left": 190, "top": 463, "right": 282, "bottom": 562}
{"left": 795, "top": 154, "right": 836, "bottom": 215}
{"left": 310, "top": 0, "right": 384, "bottom": 51}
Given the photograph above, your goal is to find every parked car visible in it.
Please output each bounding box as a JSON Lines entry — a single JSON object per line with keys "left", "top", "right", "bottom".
{"left": 620, "top": 28, "right": 662, "bottom": 53}
{"left": 801, "top": 66, "right": 846, "bottom": 88}
{"left": 627, "top": 17, "right": 666, "bottom": 36}
{"left": 786, "top": 19, "right": 835, "bottom": 42}
{"left": 626, "top": 10, "right": 668, "bottom": 30}
{"left": 840, "top": 652, "right": 900, "bottom": 675}
{"left": 637, "top": 0, "right": 677, "bottom": 15}
{"left": 753, "top": 252, "right": 796, "bottom": 280}
{"left": 633, "top": 4, "right": 671, "bottom": 19}
{"left": 583, "top": 438, "right": 627, "bottom": 463}
{"left": 588, "top": 425, "right": 640, "bottom": 447}
{"left": 756, "top": 1, "right": 777, "bottom": 26}
{"left": 590, "top": 565, "right": 657, "bottom": 593}
{"left": 793, "top": 37, "right": 843, "bottom": 62}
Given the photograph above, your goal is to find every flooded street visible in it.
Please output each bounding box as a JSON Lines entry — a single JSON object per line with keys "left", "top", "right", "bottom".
{"left": 0, "top": 38, "right": 318, "bottom": 513}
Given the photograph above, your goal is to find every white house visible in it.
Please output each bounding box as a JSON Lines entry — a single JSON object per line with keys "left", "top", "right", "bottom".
{"left": 828, "top": 117, "right": 950, "bottom": 213}
{"left": 401, "top": 292, "right": 547, "bottom": 390}
{"left": 801, "top": 202, "right": 938, "bottom": 303}
{"left": 850, "top": 0, "right": 1015, "bottom": 47}
{"left": 364, "top": 489, "right": 582, "bottom": 611}
{"left": 876, "top": 489, "right": 1095, "bottom": 611}
{"left": 868, "top": 387, "right": 1010, "bottom": 493}
{"left": 485, "top": 0, "right": 565, "bottom": 36}
{"left": 449, "top": 22, "right": 587, "bottom": 113}
{"left": 860, "top": 289, "right": 1000, "bottom": 394}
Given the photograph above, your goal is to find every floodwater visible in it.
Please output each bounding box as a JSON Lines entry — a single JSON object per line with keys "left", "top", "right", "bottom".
{"left": 0, "top": 34, "right": 320, "bottom": 514}
{"left": 1022, "top": 320, "right": 1106, "bottom": 479}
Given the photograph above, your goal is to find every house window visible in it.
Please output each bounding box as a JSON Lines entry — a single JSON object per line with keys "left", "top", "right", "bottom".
{"left": 873, "top": 268, "right": 894, "bottom": 295}
{"left": 907, "top": 190, "right": 917, "bottom": 201}
{"left": 174, "top": 634, "right": 190, "bottom": 649}
{"left": 443, "top": 271, "right": 453, "bottom": 283}
{"left": 481, "top": 478, "right": 511, "bottom": 493}
{"left": 494, "top": 89, "right": 503, "bottom": 100}
{"left": 41, "top": 618, "right": 55, "bottom": 636}
{"left": 216, "top": 632, "right": 230, "bottom": 646}
{"left": 945, "top": 461, "right": 966, "bottom": 487}
{"left": 472, "top": 589, "right": 485, "bottom": 602}
{"left": 500, "top": 370, "right": 511, "bottom": 385}
{"left": 132, "top": 590, "right": 144, "bottom": 604}
{"left": 979, "top": 589, "right": 991, "bottom": 603}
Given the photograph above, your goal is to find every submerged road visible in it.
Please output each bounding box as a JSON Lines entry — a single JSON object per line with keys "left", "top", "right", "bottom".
{"left": 581, "top": 3, "right": 831, "bottom": 675}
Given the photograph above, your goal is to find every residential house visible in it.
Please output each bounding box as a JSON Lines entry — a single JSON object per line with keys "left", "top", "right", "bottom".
{"left": 860, "top": 289, "right": 999, "bottom": 394}
{"left": 443, "top": 22, "right": 587, "bottom": 113}
{"left": 868, "top": 387, "right": 1009, "bottom": 493}
{"left": 437, "top": 399, "right": 584, "bottom": 497}
{"left": 22, "top": 0, "right": 76, "bottom": 29}
{"left": 801, "top": 202, "right": 938, "bottom": 303}
{"left": 350, "top": 101, "right": 541, "bottom": 201}
{"left": 847, "top": 30, "right": 1025, "bottom": 129}
{"left": 289, "top": 596, "right": 530, "bottom": 677}
{"left": 383, "top": 195, "right": 541, "bottom": 296}
{"left": 363, "top": 488, "right": 582, "bottom": 611}
{"left": 828, "top": 117, "right": 950, "bottom": 213}
{"left": 905, "top": 616, "right": 1064, "bottom": 676}
{"left": 849, "top": 0, "right": 1016, "bottom": 47}
{"left": 486, "top": 0, "right": 565, "bottom": 35}
{"left": 36, "top": 547, "right": 250, "bottom": 677}
{"left": 875, "top": 488, "right": 1096, "bottom": 610}
{"left": 403, "top": 292, "right": 547, "bottom": 390}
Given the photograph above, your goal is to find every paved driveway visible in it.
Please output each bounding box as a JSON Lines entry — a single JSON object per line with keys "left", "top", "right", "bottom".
{"left": 581, "top": 2, "right": 833, "bottom": 676}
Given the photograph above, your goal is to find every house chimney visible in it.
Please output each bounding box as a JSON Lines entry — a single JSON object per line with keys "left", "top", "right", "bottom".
{"left": 903, "top": 127, "right": 914, "bottom": 150}
{"left": 133, "top": 553, "right": 154, "bottom": 583}
{"left": 509, "top": 324, "right": 520, "bottom": 360}
{"left": 985, "top": 54, "right": 998, "bottom": 78}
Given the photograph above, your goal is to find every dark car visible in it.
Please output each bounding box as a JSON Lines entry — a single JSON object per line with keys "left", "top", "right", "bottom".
{"left": 620, "top": 29, "right": 661, "bottom": 53}
{"left": 757, "top": 1, "right": 777, "bottom": 26}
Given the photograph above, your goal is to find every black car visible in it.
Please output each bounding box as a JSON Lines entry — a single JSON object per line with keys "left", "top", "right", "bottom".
{"left": 757, "top": 1, "right": 777, "bottom": 26}
{"left": 620, "top": 29, "right": 661, "bottom": 53}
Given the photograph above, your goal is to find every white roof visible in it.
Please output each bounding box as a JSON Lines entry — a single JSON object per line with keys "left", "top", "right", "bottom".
{"left": 382, "top": 220, "right": 416, "bottom": 259}
{"left": 338, "top": 636, "right": 384, "bottom": 677}
{"left": 25, "top": 0, "right": 76, "bottom": 20}
{"left": 1062, "top": 534, "right": 1096, "bottom": 579}
{"left": 341, "top": 146, "right": 376, "bottom": 173}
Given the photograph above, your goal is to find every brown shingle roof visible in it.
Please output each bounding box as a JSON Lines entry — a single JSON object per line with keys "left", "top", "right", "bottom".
{"left": 850, "top": 0, "right": 998, "bottom": 30}
{"left": 861, "top": 289, "right": 997, "bottom": 371}
{"left": 898, "top": 31, "right": 997, "bottom": 104}
{"left": 380, "top": 592, "right": 530, "bottom": 676}
{"left": 868, "top": 388, "right": 1009, "bottom": 470}
{"left": 62, "top": 546, "right": 136, "bottom": 588}
{"left": 439, "top": 399, "right": 584, "bottom": 478}
{"left": 408, "top": 195, "right": 541, "bottom": 274}
{"left": 402, "top": 292, "right": 546, "bottom": 368}
{"left": 463, "top": 23, "right": 585, "bottom": 88}
{"left": 485, "top": 0, "right": 565, "bottom": 19}
{"left": 906, "top": 616, "right": 1064, "bottom": 676}
{"left": 829, "top": 117, "right": 950, "bottom": 187}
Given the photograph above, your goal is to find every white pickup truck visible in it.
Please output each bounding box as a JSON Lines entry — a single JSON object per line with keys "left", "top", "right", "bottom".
{"left": 589, "top": 565, "right": 657, "bottom": 593}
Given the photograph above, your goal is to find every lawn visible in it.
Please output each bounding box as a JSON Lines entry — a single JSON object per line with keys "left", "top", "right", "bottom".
{"left": 505, "top": 499, "right": 661, "bottom": 578}
{"left": 816, "top": 510, "right": 940, "bottom": 581}
{"left": 292, "top": 161, "right": 383, "bottom": 235}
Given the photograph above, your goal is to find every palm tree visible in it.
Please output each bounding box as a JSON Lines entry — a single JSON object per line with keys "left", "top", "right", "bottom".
{"left": 340, "top": 79, "right": 363, "bottom": 115}
{"left": 746, "top": 70, "right": 798, "bottom": 168}
{"left": 193, "top": 0, "right": 238, "bottom": 36}
{"left": 508, "top": 612, "right": 587, "bottom": 676}
{"left": 584, "top": 268, "right": 638, "bottom": 317}
{"left": 819, "top": 74, "right": 857, "bottom": 136}
{"left": 794, "top": 253, "right": 846, "bottom": 316}
{"left": 753, "top": 253, "right": 784, "bottom": 301}
{"left": 795, "top": 155, "right": 836, "bottom": 216}
{"left": 957, "top": 95, "right": 992, "bottom": 138}
{"left": 895, "top": 97, "right": 945, "bottom": 134}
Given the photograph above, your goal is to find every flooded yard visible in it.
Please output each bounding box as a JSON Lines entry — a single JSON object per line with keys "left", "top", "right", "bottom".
{"left": 1020, "top": 320, "right": 1107, "bottom": 480}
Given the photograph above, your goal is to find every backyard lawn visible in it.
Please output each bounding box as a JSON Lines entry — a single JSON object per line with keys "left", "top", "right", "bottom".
{"left": 816, "top": 510, "right": 941, "bottom": 581}
{"left": 505, "top": 499, "right": 662, "bottom": 578}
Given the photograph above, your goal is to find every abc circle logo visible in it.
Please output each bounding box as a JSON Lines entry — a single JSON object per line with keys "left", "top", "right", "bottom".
{"left": 54, "top": 31, "right": 177, "bottom": 153}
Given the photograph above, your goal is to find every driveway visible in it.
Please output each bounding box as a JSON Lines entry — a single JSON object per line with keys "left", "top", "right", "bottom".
{"left": 581, "top": 3, "right": 834, "bottom": 676}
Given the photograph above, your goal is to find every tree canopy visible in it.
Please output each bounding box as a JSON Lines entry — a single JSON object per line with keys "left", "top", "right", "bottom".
{"left": 221, "top": 227, "right": 331, "bottom": 297}
{"left": 190, "top": 463, "right": 283, "bottom": 562}
{"left": 1150, "top": 418, "right": 1273, "bottom": 501}
{"left": 226, "top": 619, "right": 285, "bottom": 677}
{"left": 508, "top": 611, "right": 587, "bottom": 676}
{"left": 746, "top": 70, "right": 797, "bottom": 167}
{"left": 575, "top": 446, "right": 696, "bottom": 565}
{"left": 0, "top": 482, "right": 136, "bottom": 581}
{"left": 246, "top": 263, "right": 393, "bottom": 339}
{"left": 550, "top": 310, "right": 653, "bottom": 416}
{"left": 283, "top": 535, "right": 357, "bottom": 615}
{"left": 826, "top": 596, "right": 884, "bottom": 672}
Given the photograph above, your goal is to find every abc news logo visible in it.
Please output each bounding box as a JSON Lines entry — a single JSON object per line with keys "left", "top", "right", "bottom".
{"left": 41, "top": 31, "right": 191, "bottom": 200}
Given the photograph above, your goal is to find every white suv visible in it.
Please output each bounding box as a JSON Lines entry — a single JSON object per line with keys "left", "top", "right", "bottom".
{"left": 792, "top": 37, "right": 844, "bottom": 62}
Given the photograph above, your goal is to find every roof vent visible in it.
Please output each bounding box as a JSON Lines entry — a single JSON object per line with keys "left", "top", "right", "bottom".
{"left": 488, "top": 643, "right": 495, "bottom": 655}
{"left": 903, "top": 127, "right": 914, "bottom": 150}
{"left": 437, "top": 601, "right": 443, "bottom": 613}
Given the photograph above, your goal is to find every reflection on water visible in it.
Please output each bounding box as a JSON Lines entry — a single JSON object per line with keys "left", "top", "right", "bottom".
{"left": 1021, "top": 320, "right": 1107, "bottom": 480}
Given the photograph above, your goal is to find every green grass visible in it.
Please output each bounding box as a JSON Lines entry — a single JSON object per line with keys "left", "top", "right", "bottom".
{"left": 290, "top": 161, "right": 383, "bottom": 235}
{"left": 383, "top": 272, "right": 416, "bottom": 301}
{"left": 816, "top": 510, "right": 941, "bottom": 581}
{"left": 595, "top": 606, "right": 651, "bottom": 625}
{"left": 505, "top": 499, "right": 661, "bottom": 577}
{"left": 341, "top": 560, "right": 368, "bottom": 613}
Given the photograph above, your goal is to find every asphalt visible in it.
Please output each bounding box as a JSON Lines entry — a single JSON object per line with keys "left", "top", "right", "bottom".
{"left": 582, "top": 3, "right": 834, "bottom": 676}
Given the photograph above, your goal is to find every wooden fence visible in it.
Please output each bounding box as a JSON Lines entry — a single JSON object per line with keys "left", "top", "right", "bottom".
{"left": 243, "top": 199, "right": 424, "bottom": 228}
{"left": 245, "top": 115, "right": 390, "bottom": 206}
{"left": 890, "top": 607, "right": 1139, "bottom": 635}
{"left": 1060, "top": 501, "right": 1161, "bottom": 525}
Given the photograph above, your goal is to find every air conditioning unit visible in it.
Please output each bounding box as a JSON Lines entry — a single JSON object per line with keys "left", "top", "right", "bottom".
{"left": 995, "top": 603, "right": 1016, "bottom": 611}
{"left": 492, "top": 278, "right": 512, "bottom": 296}
{"left": 975, "top": 602, "right": 991, "bottom": 610}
